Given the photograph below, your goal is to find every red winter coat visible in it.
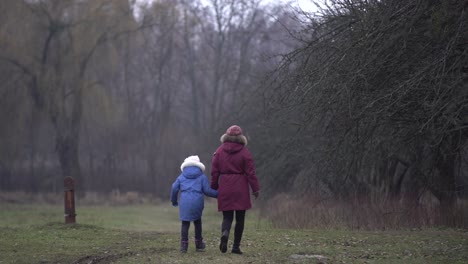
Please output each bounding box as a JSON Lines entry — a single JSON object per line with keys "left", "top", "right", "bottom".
{"left": 211, "top": 142, "right": 260, "bottom": 211}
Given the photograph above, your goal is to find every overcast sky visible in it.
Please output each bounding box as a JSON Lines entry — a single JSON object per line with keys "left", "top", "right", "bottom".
{"left": 283, "top": 0, "right": 317, "bottom": 12}
{"left": 136, "top": 0, "right": 318, "bottom": 13}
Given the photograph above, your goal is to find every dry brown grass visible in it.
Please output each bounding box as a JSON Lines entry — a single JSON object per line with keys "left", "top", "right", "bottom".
{"left": 0, "top": 191, "right": 61, "bottom": 204}
{"left": 264, "top": 193, "right": 468, "bottom": 230}
{"left": 0, "top": 190, "right": 161, "bottom": 206}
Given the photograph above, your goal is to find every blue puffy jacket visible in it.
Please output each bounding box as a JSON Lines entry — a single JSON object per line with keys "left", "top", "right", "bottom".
{"left": 171, "top": 166, "right": 218, "bottom": 221}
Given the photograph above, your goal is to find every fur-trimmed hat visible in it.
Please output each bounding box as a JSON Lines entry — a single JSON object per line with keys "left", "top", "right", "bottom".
{"left": 221, "top": 125, "right": 248, "bottom": 145}
{"left": 180, "top": 155, "right": 205, "bottom": 172}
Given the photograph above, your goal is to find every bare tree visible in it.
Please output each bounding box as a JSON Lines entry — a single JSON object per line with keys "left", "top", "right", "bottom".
{"left": 0, "top": 0, "right": 297, "bottom": 197}
{"left": 259, "top": 0, "right": 468, "bottom": 216}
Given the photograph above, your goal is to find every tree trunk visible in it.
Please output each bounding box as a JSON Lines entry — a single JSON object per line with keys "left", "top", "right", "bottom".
{"left": 436, "top": 149, "right": 457, "bottom": 226}
{"left": 56, "top": 132, "right": 82, "bottom": 192}
{"left": 51, "top": 79, "right": 84, "bottom": 193}
{"left": 29, "top": 104, "right": 38, "bottom": 192}
{"left": 432, "top": 132, "right": 464, "bottom": 225}
{"left": 183, "top": 10, "right": 201, "bottom": 135}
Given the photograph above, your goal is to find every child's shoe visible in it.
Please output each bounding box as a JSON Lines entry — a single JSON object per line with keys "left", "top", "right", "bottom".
{"left": 219, "top": 230, "right": 229, "bottom": 253}
{"left": 180, "top": 240, "right": 188, "bottom": 253}
{"left": 195, "top": 238, "right": 206, "bottom": 252}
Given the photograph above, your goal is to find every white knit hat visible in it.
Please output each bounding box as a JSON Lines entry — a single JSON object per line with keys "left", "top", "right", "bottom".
{"left": 180, "top": 155, "right": 205, "bottom": 172}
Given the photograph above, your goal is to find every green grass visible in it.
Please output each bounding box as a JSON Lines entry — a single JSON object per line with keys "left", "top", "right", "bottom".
{"left": 0, "top": 202, "right": 467, "bottom": 264}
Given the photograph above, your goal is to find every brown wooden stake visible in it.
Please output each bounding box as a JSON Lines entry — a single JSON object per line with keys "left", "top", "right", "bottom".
{"left": 64, "top": 176, "right": 76, "bottom": 224}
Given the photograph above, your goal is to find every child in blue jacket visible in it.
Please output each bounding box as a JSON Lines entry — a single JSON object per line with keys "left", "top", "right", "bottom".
{"left": 171, "top": 155, "right": 218, "bottom": 253}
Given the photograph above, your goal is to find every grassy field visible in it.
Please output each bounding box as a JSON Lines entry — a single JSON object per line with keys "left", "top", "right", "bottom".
{"left": 0, "top": 201, "right": 467, "bottom": 264}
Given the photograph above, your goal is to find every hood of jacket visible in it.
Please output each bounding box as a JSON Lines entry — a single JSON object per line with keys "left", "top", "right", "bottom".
{"left": 220, "top": 134, "right": 248, "bottom": 145}
{"left": 182, "top": 166, "right": 203, "bottom": 179}
{"left": 221, "top": 141, "right": 244, "bottom": 154}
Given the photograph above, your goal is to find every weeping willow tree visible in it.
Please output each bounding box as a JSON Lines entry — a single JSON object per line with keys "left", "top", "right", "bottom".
{"left": 0, "top": 0, "right": 138, "bottom": 191}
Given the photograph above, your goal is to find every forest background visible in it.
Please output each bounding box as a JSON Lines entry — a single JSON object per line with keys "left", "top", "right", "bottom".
{"left": 0, "top": 0, "right": 467, "bottom": 229}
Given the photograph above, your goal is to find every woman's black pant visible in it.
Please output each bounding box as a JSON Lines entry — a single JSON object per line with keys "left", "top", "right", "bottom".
{"left": 181, "top": 219, "right": 202, "bottom": 241}
{"left": 222, "top": 210, "right": 246, "bottom": 247}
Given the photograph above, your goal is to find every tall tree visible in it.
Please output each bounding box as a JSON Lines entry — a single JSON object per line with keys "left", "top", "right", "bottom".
{"left": 260, "top": 0, "right": 468, "bottom": 214}
{"left": 0, "top": 0, "right": 138, "bottom": 190}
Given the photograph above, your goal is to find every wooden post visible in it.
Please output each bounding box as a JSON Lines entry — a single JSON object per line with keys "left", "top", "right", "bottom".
{"left": 64, "top": 176, "right": 76, "bottom": 224}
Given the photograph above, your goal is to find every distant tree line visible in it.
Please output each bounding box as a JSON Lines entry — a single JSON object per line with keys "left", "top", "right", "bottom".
{"left": 0, "top": 0, "right": 297, "bottom": 195}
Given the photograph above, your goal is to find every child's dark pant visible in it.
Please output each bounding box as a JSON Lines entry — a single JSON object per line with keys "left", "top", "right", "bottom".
{"left": 181, "top": 219, "right": 202, "bottom": 241}
{"left": 221, "top": 210, "right": 246, "bottom": 247}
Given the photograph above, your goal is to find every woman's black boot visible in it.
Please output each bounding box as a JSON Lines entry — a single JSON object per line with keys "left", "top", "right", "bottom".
{"left": 219, "top": 230, "right": 229, "bottom": 253}
{"left": 231, "top": 245, "right": 243, "bottom": 254}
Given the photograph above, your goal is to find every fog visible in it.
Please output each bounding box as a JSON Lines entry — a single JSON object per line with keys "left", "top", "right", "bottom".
{"left": 0, "top": 0, "right": 467, "bottom": 228}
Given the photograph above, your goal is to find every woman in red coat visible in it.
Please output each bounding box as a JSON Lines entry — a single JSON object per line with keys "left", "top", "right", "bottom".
{"left": 211, "top": 125, "right": 260, "bottom": 254}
